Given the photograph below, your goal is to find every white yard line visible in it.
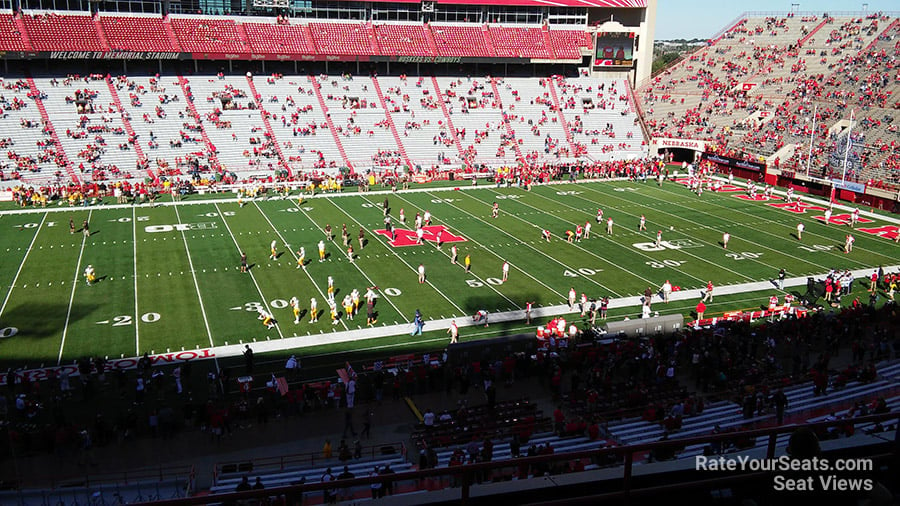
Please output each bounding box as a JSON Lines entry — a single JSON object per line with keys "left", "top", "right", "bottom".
{"left": 279, "top": 199, "right": 410, "bottom": 324}
{"left": 173, "top": 203, "right": 219, "bottom": 368}
{"left": 0, "top": 213, "right": 46, "bottom": 319}
{"left": 132, "top": 207, "right": 141, "bottom": 356}
{"left": 417, "top": 190, "right": 615, "bottom": 298}
{"left": 251, "top": 201, "right": 350, "bottom": 331}
{"left": 655, "top": 180, "right": 897, "bottom": 264}
{"left": 57, "top": 210, "right": 91, "bottom": 365}
{"left": 213, "top": 202, "right": 286, "bottom": 339}
{"left": 464, "top": 188, "right": 671, "bottom": 289}
{"left": 321, "top": 196, "right": 468, "bottom": 317}
{"left": 568, "top": 184, "right": 763, "bottom": 282}
{"left": 372, "top": 194, "right": 521, "bottom": 311}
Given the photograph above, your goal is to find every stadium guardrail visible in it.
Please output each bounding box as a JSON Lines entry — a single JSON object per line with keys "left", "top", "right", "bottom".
{"left": 131, "top": 412, "right": 899, "bottom": 505}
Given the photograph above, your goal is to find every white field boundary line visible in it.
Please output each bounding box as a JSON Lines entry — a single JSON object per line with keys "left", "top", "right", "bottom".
{"left": 320, "top": 196, "right": 468, "bottom": 317}
{"left": 132, "top": 207, "right": 140, "bottom": 356}
{"left": 570, "top": 184, "right": 771, "bottom": 282}
{"left": 14, "top": 264, "right": 900, "bottom": 379}
{"left": 142, "top": 265, "right": 900, "bottom": 361}
{"left": 172, "top": 202, "right": 219, "bottom": 369}
{"left": 1, "top": 174, "right": 898, "bottom": 229}
{"left": 282, "top": 199, "right": 410, "bottom": 324}
{"left": 414, "top": 190, "right": 609, "bottom": 299}
{"left": 0, "top": 177, "right": 640, "bottom": 217}
{"left": 673, "top": 178, "right": 900, "bottom": 261}
{"left": 57, "top": 210, "right": 91, "bottom": 365}
{"left": 213, "top": 202, "right": 287, "bottom": 339}
{"left": 250, "top": 201, "right": 351, "bottom": 331}
{"left": 364, "top": 193, "right": 521, "bottom": 311}
{"left": 462, "top": 187, "right": 675, "bottom": 290}
{"left": 0, "top": 213, "right": 46, "bottom": 319}
{"left": 572, "top": 182, "right": 830, "bottom": 276}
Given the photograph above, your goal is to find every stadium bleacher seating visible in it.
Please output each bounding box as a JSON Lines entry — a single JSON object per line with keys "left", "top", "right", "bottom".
{"left": 22, "top": 12, "right": 104, "bottom": 52}
{"left": 309, "top": 22, "right": 376, "bottom": 56}
{"left": 100, "top": 14, "right": 180, "bottom": 52}
{"left": 170, "top": 17, "right": 250, "bottom": 53}
{"left": 244, "top": 21, "right": 317, "bottom": 55}
{"left": 0, "top": 14, "right": 31, "bottom": 51}
{"left": 374, "top": 23, "right": 436, "bottom": 57}
{"left": 430, "top": 24, "right": 493, "bottom": 57}
{"left": 488, "top": 25, "right": 551, "bottom": 59}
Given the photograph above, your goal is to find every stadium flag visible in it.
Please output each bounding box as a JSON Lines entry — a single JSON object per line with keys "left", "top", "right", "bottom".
{"left": 345, "top": 361, "right": 356, "bottom": 378}
{"left": 337, "top": 368, "right": 349, "bottom": 384}
{"left": 276, "top": 376, "right": 289, "bottom": 396}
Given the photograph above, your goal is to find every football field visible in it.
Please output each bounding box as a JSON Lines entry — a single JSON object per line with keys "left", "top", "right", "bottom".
{"left": 0, "top": 178, "right": 897, "bottom": 369}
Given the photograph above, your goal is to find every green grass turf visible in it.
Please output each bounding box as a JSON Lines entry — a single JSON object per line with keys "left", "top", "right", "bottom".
{"left": 0, "top": 179, "right": 896, "bottom": 369}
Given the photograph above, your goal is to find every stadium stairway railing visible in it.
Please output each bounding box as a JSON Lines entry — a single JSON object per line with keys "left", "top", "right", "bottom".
{"left": 489, "top": 77, "right": 524, "bottom": 163}
{"left": 245, "top": 74, "right": 290, "bottom": 177}
{"left": 176, "top": 74, "right": 221, "bottom": 172}
{"left": 371, "top": 75, "right": 414, "bottom": 171}
{"left": 13, "top": 13, "right": 33, "bottom": 51}
{"left": 161, "top": 15, "right": 183, "bottom": 52}
{"left": 547, "top": 76, "right": 578, "bottom": 156}
{"left": 625, "top": 77, "right": 652, "bottom": 143}
{"left": 429, "top": 76, "right": 468, "bottom": 169}
{"left": 24, "top": 75, "right": 79, "bottom": 184}
{"left": 423, "top": 23, "right": 440, "bottom": 55}
{"left": 308, "top": 75, "right": 353, "bottom": 172}
{"left": 92, "top": 13, "right": 111, "bottom": 51}
{"left": 480, "top": 24, "right": 497, "bottom": 57}
{"left": 541, "top": 24, "right": 556, "bottom": 59}
{"left": 797, "top": 16, "right": 830, "bottom": 47}
{"left": 105, "top": 75, "right": 152, "bottom": 180}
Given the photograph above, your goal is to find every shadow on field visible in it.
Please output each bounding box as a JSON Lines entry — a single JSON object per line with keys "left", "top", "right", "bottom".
{"left": 0, "top": 301, "right": 101, "bottom": 366}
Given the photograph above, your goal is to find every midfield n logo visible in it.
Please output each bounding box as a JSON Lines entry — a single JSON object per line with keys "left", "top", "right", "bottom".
{"left": 374, "top": 225, "right": 467, "bottom": 247}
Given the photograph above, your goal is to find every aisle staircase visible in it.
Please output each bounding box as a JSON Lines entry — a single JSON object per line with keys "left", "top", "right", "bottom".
{"left": 105, "top": 76, "right": 152, "bottom": 180}
{"left": 430, "top": 76, "right": 467, "bottom": 167}
{"left": 547, "top": 77, "right": 577, "bottom": 155}
{"left": 25, "top": 76, "right": 79, "bottom": 183}
{"left": 308, "top": 75, "right": 353, "bottom": 171}
{"left": 176, "top": 74, "right": 221, "bottom": 171}
{"left": 246, "top": 75, "right": 290, "bottom": 176}
{"left": 371, "top": 76, "right": 414, "bottom": 171}
{"left": 93, "top": 15, "right": 110, "bottom": 51}
{"left": 489, "top": 78, "right": 524, "bottom": 163}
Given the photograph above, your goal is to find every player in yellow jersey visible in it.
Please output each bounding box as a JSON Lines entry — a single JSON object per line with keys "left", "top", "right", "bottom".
{"left": 269, "top": 240, "right": 277, "bottom": 260}
{"left": 329, "top": 299, "right": 339, "bottom": 325}
{"left": 342, "top": 295, "right": 354, "bottom": 321}
{"left": 318, "top": 240, "right": 326, "bottom": 262}
{"left": 309, "top": 297, "right": 318, "bottom": 323}
{"left": 290, "top": 297, "right": 301, "bottom": 324}
{"left": 351, "top": 289, "right": 360, "bottom": 315}
{"left": 84, "top": 265, "right": 96, "bottom": 286}
{"left": 296, "top": 247, "right": 305, "bottom": 269}
{"left": 327, "top": 276, "right": 334, "bottom": 298}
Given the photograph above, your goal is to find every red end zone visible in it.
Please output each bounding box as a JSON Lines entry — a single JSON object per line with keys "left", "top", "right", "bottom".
{"left": 374, "top": 225, "right": 467, "bottom": 247}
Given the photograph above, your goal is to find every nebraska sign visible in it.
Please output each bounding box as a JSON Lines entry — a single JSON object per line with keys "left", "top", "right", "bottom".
{"left": 656, "top": 138, "right": 706, "bottom": 151}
